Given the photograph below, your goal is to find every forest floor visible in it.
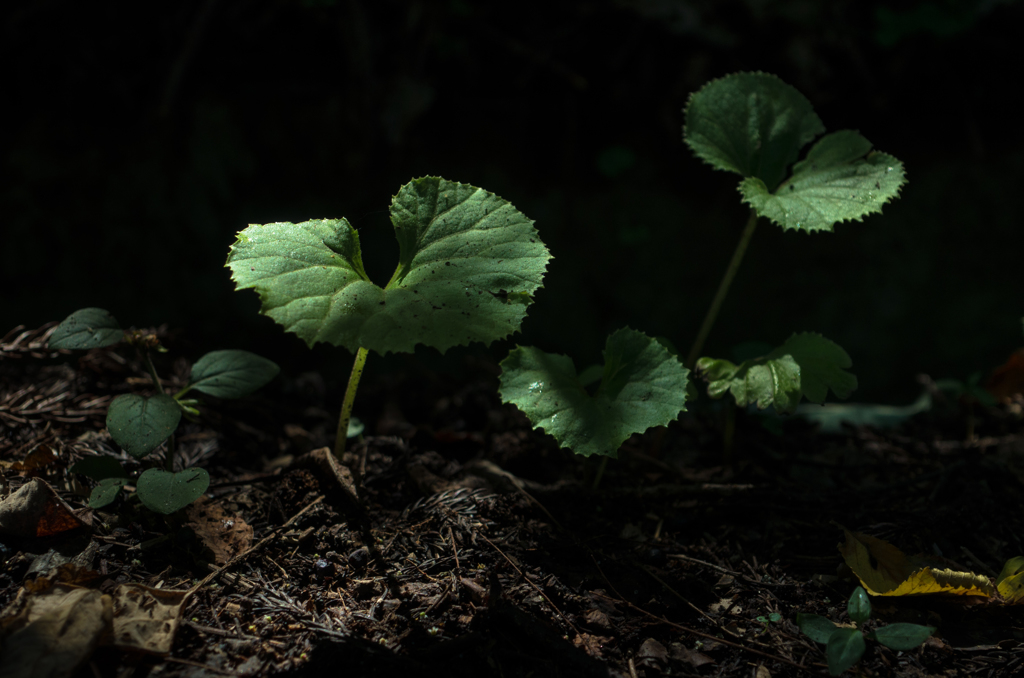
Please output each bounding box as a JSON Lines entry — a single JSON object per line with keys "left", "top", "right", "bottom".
{"left": 2, "top": 322, "right": 1024, "bottom": 678}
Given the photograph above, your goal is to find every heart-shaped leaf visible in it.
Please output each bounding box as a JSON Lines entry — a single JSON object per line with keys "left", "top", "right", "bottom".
{"left": 697, "top": 333, "right": 856, "bottom": 414}
{"left": 136, "top": 467, "right": 210, "bottom": 514}
{"left": 226, "top": 176, "right": 551, "bottom": 355}
{"left": 106, "top": 394, "right": 182, "bottom": 459}
{"left": 49, "top": 308, "right": 123, "bottom": 350}
{"left": 188, "top": 350, "right": 280, "bottom": 399}
{"left": 739, "top": 130, "right": 906, "bottom": 233}
{"left": 89, "top": 477, "right": 128, "bottom": 509}
{"left": 499, "top": 328, "right": 690, "bottom": 458}
{"left": 684, "top": 72, "right": 825, "bottom": 191}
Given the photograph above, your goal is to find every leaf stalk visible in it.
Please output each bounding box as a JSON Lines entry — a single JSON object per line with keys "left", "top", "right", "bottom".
{"left": 335, "top": 346, "right": 369, "bottom": 458}
{"left": 685, "top": 209, "right": 759, "bottom": 368}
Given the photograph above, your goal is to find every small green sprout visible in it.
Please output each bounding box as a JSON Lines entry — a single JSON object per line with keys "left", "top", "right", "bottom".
{"left": 227, "top": 176, "right": 551, "bottom": 459}
{"left": 53, "top": 308, "right": 278, "bottom": 514}
{"left": 797, "top": 586, "right": 935, "bottom": 676}
{"left": 755, "top": 611, "right": 782, "bottom": 634}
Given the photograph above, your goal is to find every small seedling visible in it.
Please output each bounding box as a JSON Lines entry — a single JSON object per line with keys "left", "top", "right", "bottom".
{"left": 683, "top": 72, "right": 906, "bottom": 413}
{"left": 755, "top": 611, "right": 782, "bottom": 634}
{"left": 50, "top": 308, "right": 279, "bottom": 513}
{"left": 226, "top": 176, "right": 551, "bottom": 459}
{"left": 797, "top": 586, "right": 934, "bottom": 676}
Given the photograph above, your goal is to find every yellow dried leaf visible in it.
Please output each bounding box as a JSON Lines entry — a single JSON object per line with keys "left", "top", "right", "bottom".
{"left": 995, "top": 557, "right": 1024, "bottom": 603}
{"left": 838, "top": 528, "right": 993, "bottom": 598}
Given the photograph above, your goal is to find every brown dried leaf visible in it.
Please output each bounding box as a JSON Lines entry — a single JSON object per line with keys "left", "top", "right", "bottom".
{"left": 0, "top": 478, "right": 87, "bottom": 538}
{"left": 185, "top": 497, "right": 253, "bottom": 565}
{"left": 110, "top": 584, "right": 188, "bottom": 655}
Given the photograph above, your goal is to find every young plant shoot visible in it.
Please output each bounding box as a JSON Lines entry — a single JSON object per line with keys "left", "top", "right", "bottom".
{"left": 226, "top": 176, "right": 551, "bottom": 458}
{"left": 683, "top": 72, "right": 907, "bottom": 413}
{"left": 50, "top": 308, "right": 279, "bottom": 514}
{"left": 797, "top": 586, "right": 935, "bottom": 676}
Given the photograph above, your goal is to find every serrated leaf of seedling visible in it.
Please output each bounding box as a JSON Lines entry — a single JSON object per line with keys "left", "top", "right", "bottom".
{"left": 226, "top": 176, "right": 551, "bottom": 355}
{"left": 499, "top": 328, "right": 691, "bottom": 458}
{"left": 106, "top": 393, "right": 182, "bottom": 459}
{"left": 49, "top": 308, "right": 123, "bottom": 350}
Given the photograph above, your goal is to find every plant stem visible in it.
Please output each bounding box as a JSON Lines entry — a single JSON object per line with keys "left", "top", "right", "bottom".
{"left": 685, "top": 209, "right": 759, "bottom": 369}
{"left": 140, "top": 350, "right": 165, "bottom": 395}
{"left": 335, "top": 346, "right": 370, "bottom": 459}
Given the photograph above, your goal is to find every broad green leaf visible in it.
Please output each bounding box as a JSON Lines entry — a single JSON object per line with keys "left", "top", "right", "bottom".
{"left": 106, "top": 394, "right": 182, "bottom": 459}
{"left": 89, "top": 477, "right": 128, "bottom": 509}
{"left": 847, "top": 586, "right": 871, "bottom": 625}
{"left": 49, "top": 308, "right": 123, "bottom": 350}
{"left": 796, "top": 613, "right": 838, "bottom": 644}
{"left": 827, "top": 628, "right": 866, "bottom": 676}
{"left": 683, "top": 72, "right": 824, "bottom": 191}
{"left": 697, "top": 332, "right": 856, "bottom": 414}
{"left": 70, "top": 456, "right": 128, "bottom": 481}
{"left": 136, "top": 468, "right": 210, "bottom": 514}
{"left": 739, "top": 130, "right": 907, "bottom": 232}
{"left": 188, "top": 350, "right": 280, "bottom": 399}
{"left": 226, "top": 177, "right": 551, "bottom": 355}
{"left": 498, "top": 328, "right": 690, "bottom": 458}
{"left": 873, "top": 623, "right": 935, "bottom": 651}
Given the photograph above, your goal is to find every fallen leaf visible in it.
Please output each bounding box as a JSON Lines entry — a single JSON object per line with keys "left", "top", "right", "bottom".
{"left": 0, "top": 584, "right": 113, "bottom": 678}
{"left": 0, "top": 478, "right": 88, "bottom": 538}
{"left": 185, "top": 497, "right": 253, "bottom": 565}
{"left": 110, "top": 584, "right": 189, "bottom": 654}
{"left": 838, "top": 528, "right": 993, "bottom": 597}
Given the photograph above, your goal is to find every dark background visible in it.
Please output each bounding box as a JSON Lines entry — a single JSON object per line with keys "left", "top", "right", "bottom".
{"left": 3, "top": 0, "right": 1021, "bottom": 404}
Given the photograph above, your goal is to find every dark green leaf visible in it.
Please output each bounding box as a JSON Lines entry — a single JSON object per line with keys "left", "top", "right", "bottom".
{"left": 873, "top": 623, "right": 935, "bottom": 651}
{"left": 136, "top": 468, "right": 210, "bottom": 514}
{"left": 826, "top": 627, "right": 866, "bottom": 676}
{"left": 796, "top": 612, "right": 838, "bottom": 644}
{"left": 69, "top": 456, "right": 128, "bottom": 481}
{"left": 189, "top": 350, "right": 280, "bottom": 399}
{"left": 49, "top": 308, "right": 122, "bottom": 350}
{"left": 847, "top": 586, "right": 871, "bottom": 625}
{"left": 106, "top": 394, "right": 181, "bottom": 459}
{"left": 89, "top": 477, "right": 128, "bottom": 509}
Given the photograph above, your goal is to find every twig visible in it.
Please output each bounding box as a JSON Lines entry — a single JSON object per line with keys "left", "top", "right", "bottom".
{"left": 590, "top": 554, "right": 816, "bottom": 674}
{"left": 482, "top": 534, "right": 580, "bottom": 637}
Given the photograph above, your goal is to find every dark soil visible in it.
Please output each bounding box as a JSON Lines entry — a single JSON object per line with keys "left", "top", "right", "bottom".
{"left": 3, "top": 322, "right": 1024, "bottom": 677}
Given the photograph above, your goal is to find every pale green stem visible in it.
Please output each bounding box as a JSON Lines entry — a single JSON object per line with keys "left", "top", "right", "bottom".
{"left": 335, "top": 346, "right": 370, "bottom": 459}
{"left": 685, "top": 209, "right": 759, "bottom": 369}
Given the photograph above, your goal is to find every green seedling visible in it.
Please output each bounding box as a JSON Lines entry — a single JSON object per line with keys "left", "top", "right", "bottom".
{"left": 682, "top": 72, "right": 906, "bottom": 413}
{"left": 51, "top": 308, "right": 279, "bottom": 514}
{"left": 226, "top": 176, "right": 551, "bottom": 459}
{"left": 756, "top": 611, "right": 782, "bottom": 634}
{"left": 498, "top": 72, "right": 901, "bottom": 464}
{"left": 797, "top": 586, "right": 934, "bottom": 676}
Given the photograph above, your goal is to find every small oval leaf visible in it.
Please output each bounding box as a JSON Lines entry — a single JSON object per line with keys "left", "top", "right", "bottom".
{"left": 499, "top": 328, "right": 690, "bottom": 458}
{"left": 847, "top": 586, "right": 872, "bottom": 625}
{"left": 826, "top": 627, "right": 866, "bottom": 676}
{"left": 89, "top": 477, "right": 128, "bottom": 509}
{"left": 49, "top": 308, "right": 123, "bottom": 350}
{"left": 136, "top": 467, "right": 210, "bottom": 514}
{"left": 873, "top": 623, "right": 935, "bottom": 651}
{"left": 796, "top": 612, "right": 838, "bottom": 644}
{"left": 106, "top": 394, "right": 182, "bottom": 459}
{"left": 189, "top": 350, "right": 280, "bottom": 399}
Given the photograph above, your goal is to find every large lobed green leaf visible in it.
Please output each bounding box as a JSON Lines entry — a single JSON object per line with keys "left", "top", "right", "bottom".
{"left": 697, "top": 333, "right": 857, "bottom": 414}
{"left": 499, "top": 328, "right": 690, "bottom": 458}
{"left": 226, "top": 177, "right": 551, "bottom": 355}
{"left": 740, "top": 130, "right": 906, "bottom": 232}
{"left": 683, "top": 72, "right": 824, "bottom": 191}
